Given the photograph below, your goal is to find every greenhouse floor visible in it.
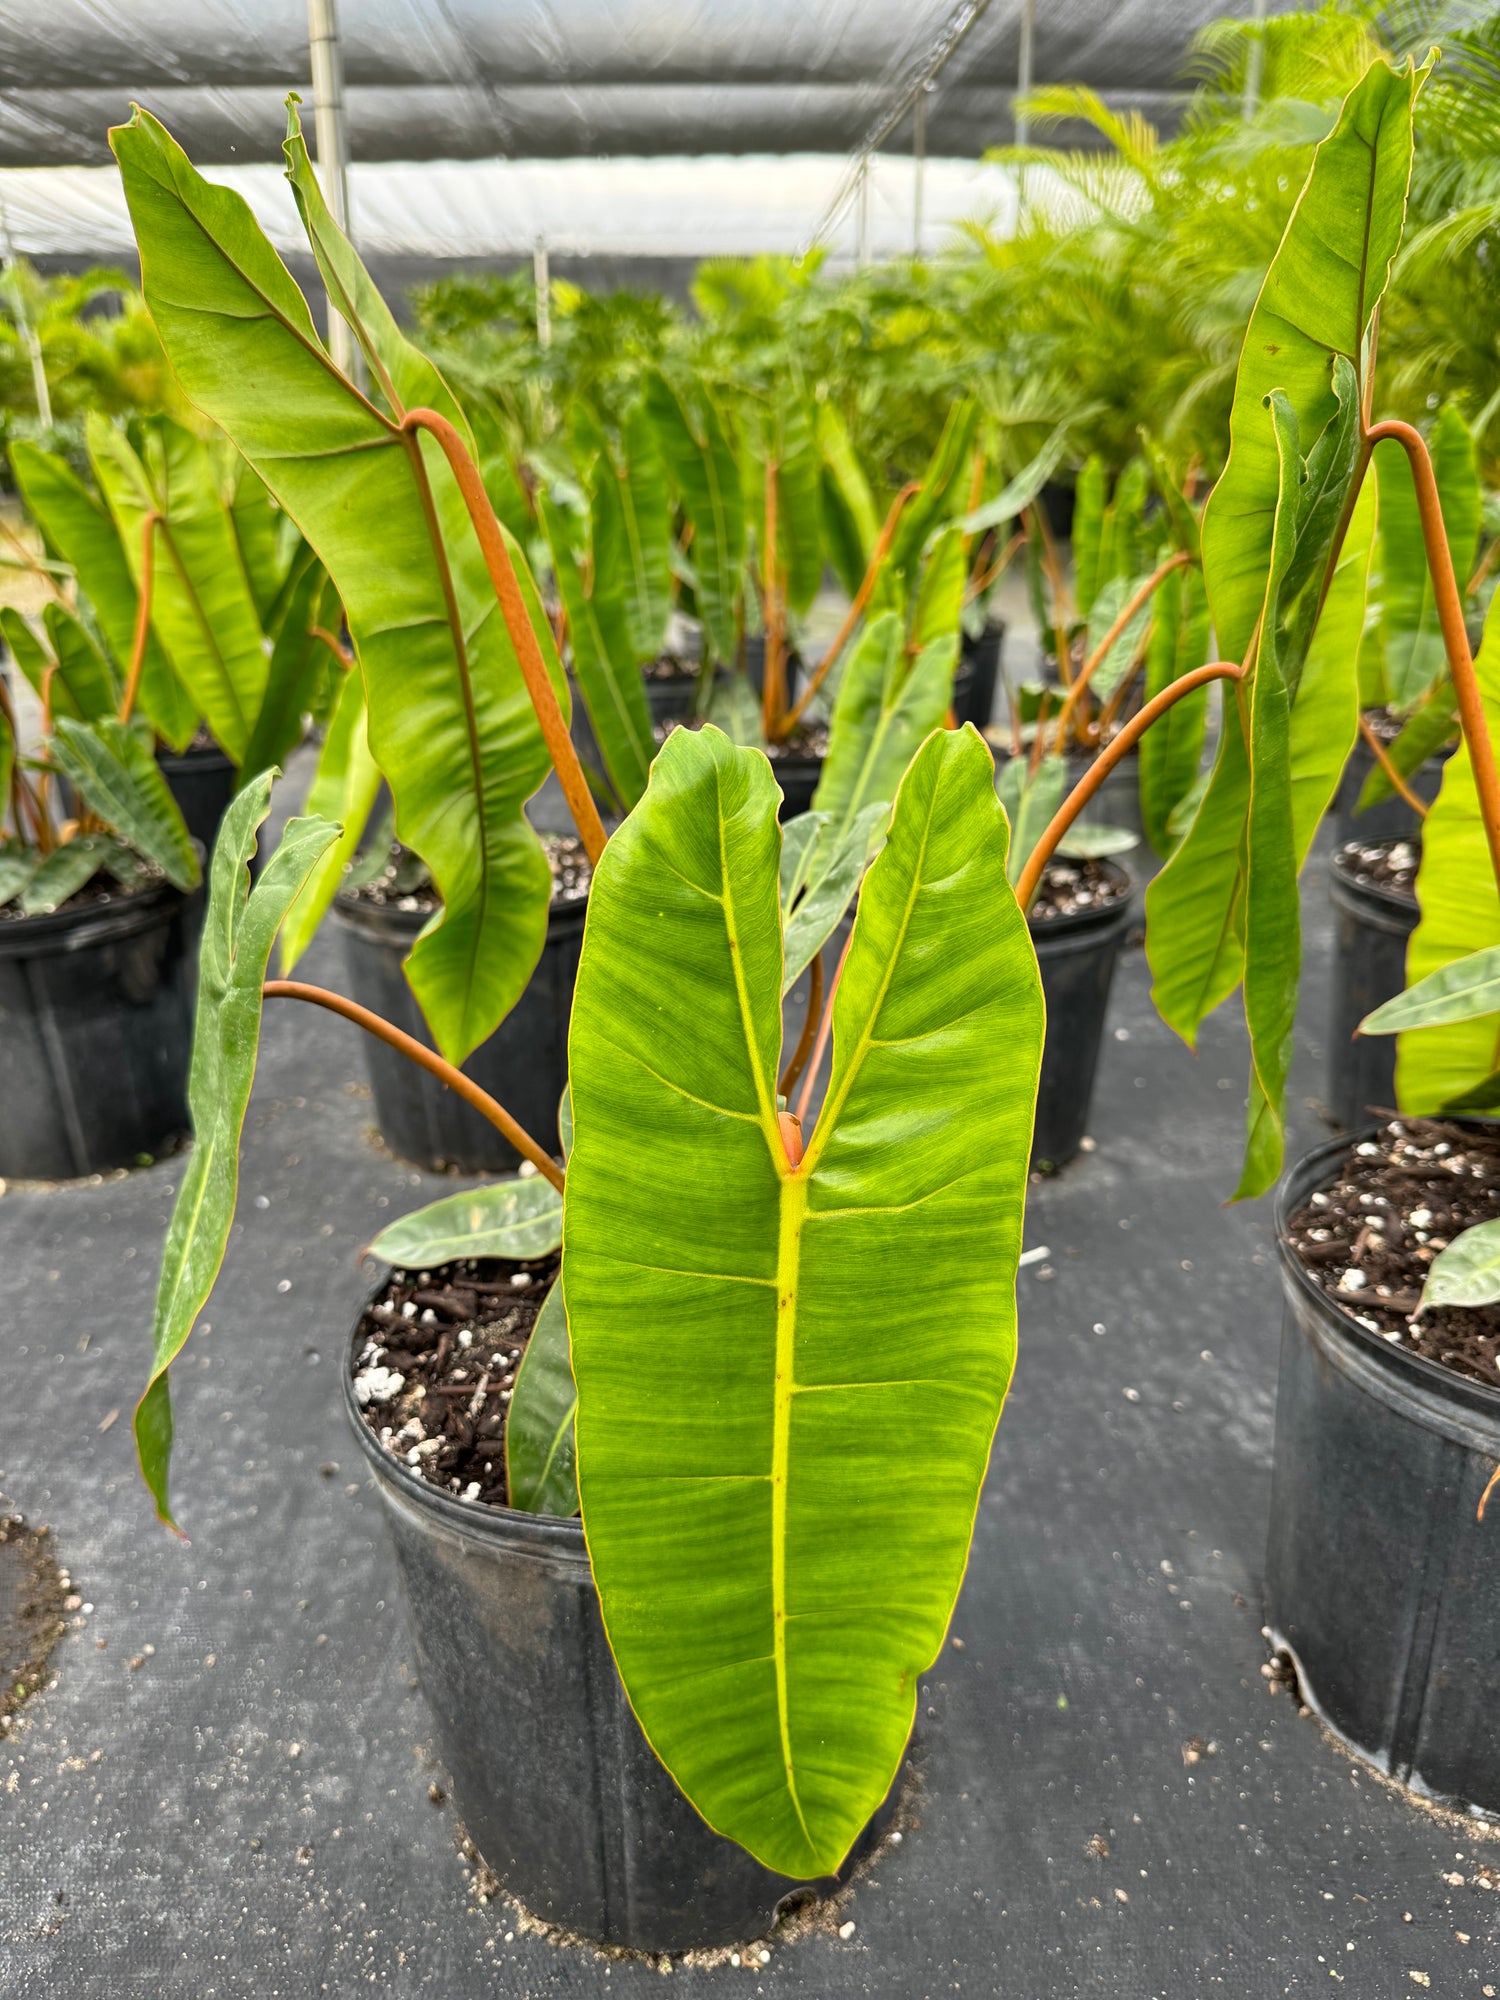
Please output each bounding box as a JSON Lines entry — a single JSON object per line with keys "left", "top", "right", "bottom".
{"left": 2, "top": 774, "right": 1497, "bottom": 1998}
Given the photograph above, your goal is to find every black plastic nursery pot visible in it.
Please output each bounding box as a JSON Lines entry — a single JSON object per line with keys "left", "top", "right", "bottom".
{"left": 156, "top": 743, "right": 239, "bottom": 865}
{"left": 767, "top": 748, "right": 823, "bottom": 821}
{"left": 333, "top": 893, "right": 583, "bottom": 1174}
{"left": 1326, "top": 845, "right": 1419, "bottom": 1130}
{"left": 954, "top": 622, "right": 1005, "bottom": 733}
{"left": 1265, "top": 1126, "right": 1500, "bottom": 1821}
{"left": 1028, "top": 862, "right": 1133, "bottom": 1171}
{"left": 341, "top": 1306, "right": 902, "bottom": 1952}
{"left": 644, "top": 670, "right": 698, "bottom": 731}
{"left": 1332, "top": 714, "right": 1449, "bottom": 846}
{"left": 0, "top": 877, "right": 196, "bottom": 1179}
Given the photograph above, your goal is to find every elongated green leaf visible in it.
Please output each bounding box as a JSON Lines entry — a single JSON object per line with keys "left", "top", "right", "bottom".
{"left": 997, "top": 750, "right": 1067, "bottom": 885}
{"left": 89, "top": 413, "right": 268, "bottom": 761}
{"left": 367, "top": 1174, "right": 564, "bottom": 1268}
{"left": 888, "top": 398, "right": 978, "bottom": 594}
{"left": 229, "top": 456, "right": 287, "bottom": 621}
{"left": 771, "top": 397, "right": 824, "bottom": 618}
{"left": 9, "top": 438, "right": 197, "bottom": 750}
{"left": 136, "top": 777, "right": 339, "bottom": 1527}
{"left": 239, "top": 545, "right": 332, "bottom": 779}
{"left": 1355, "top": 680, "right": 1457, "bottom": 814}
{"left": 276, "top": 667, "right": 380, "bottom": 972}
{"left": 1377, "top": 404, "right": 1481, "bottom": 713}
{"left": 612, "top": 399, "right": 674, "bottom": 663}
{"left": 1056, "top": 822, "right": 1138, "bottom": 859}
{"left": 645, "top": 371, "right": 744, "bottom": 666}
{"left": 1418, "top": 1219, "right": 1500, "bottom": 1313}
{"left": 1071, "top": 455, "right": 1107, "bottom": 617}
{"left": 779, "top": 800, "right": 888, "bottom": 995}
{"left": 19, "top": 835, "right": 114, "bottom": 914}
{"left": 1397, "top": 592, "right": 1500, "bottom": 1111}
{"left": 812, "top": 613, "right": 955, "bottom": 835}
{"left": 817, "top": 403, "right": 879, "bottom": 599}
{"left": 564, "top": 722, "right": 1043, "bottom": 1878}
{"left": 910, "top": 528, "right": 966, "bottom": 652}
{"left": 1085, "top": 569, "right": 1155, "bottom": 706}
{"left": 505, "top": 1280, "right": 578, "bottom": 1517}
{"left": 113, "top": 104, "right": 566, "bottom": 1065}
{"left": 0, "top": 846, "right": 37, "bottom": 909}
{"left": 1139, "top": 565, "right": 1212, "bottom": 855}
{"left": 1362, "top": 945, "right": 1500, "bottom": 1035}
{"left": 542, "top": 493, "right": 654, "bottom": 810}
{"left": 1200, "top": 57, "right": 1425, "bottom": 667}
{"left": 41, "top": 602, "right": 119, "bottom": 720}
{"left": 49, "top": 716, "right": 201, "bottom": 890}
{"left": 955, "top": 424, "right": 1073, "bottom": 549}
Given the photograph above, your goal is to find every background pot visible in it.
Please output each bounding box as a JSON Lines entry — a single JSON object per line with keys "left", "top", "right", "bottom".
{"left": 954, "top": 622, "right": 1005, "bottom": 733}
{"left": 342, "top": 1309, "right": 902, "bottom": 1952}
{"left": 333, "top": 892, "right": 583, "bottom": 1174}
{"left": 1266, "top": 1126, "right": 1500, "bottom": 1820}
{"left": 1333, "top": 714, "right": 1450, "bottom": 845}
{"left": 0, "top": 877, "right": 195, "bottom": 1178}
{"left": 1326, "top": 846, "right": 1419, "bottom": 1129}
{"left": 1029, "top": 864, "right": 1133, "bottom": 1171}
{"left": 156, "top": 743, "right": 242, "bottom": 870}
{"left": 768, "top": 749, "right": 823, "bottom": 821}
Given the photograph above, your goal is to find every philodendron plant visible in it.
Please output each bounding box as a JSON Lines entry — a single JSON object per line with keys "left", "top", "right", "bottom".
{"left": 113, "top": 95, "right": 1262, "bottom": 1886}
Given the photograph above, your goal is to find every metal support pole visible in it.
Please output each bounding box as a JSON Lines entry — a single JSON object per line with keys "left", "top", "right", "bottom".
{"left": 856, "top": 157, "right": 871, "bottom": 269}
{"left": 533, "top": 235, "right": 552, "bottom": 350}
{"left": 1014, "top": 0, "right": 1035, "bottom": 148}
{"left": 912, "top": 87, "right": 927, "bottom": 259}
{"left": 1242, "top": 0, "right": 1268, "bottom": 119}
{"left": 307, "top": 0, "right": 357, "bottom": 379}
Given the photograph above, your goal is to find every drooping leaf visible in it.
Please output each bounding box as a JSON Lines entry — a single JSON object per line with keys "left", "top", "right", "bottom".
{"left": 504, "top": 1280, "right": 578, "bottom": 1517}
{"left": 817, "top": 403, "right": 879, "bottom": 599}
{"left": 910, "top": 528, "right": 967, "bottom": 653}
{"left": 542, "top": 492, "right": 654, "bottom": 811}
{"left": 563, "top": 722, "right": 1043, "bottom": 1878}
{"left": 276, "top": 666, "right": 380, "bottom": 972}
{"left": 997, "top": 750, "right": 1067, "bottom": 886}
{"left": 1418, "top": 1218, "right": 1500, "bottom": 1314}
{"left": 645, "top": 370, "right": 744, "bottom": 667}
{"left": 41, "top": 601, "right": 119, "bottom": 720}
{"left": 113, "top": 104, "right": 567, "bottom": 1065}
{"left": 366, "top": 1174, "right": 564, "bottom": 1268}
{"left": 779, "top": 799, "right": 888, "bottom": 995}
{"left": 239, "top": 544, "right": 333, "bottom": 779}
{"left": 1396, "top": 592, "right": 1500, "bottom": 1112}
{"left": 887, "top": 399, "right": 978, "bottom": 598}
{"left": 49, "top": 715, "right": 201, "bottom": 891}
{"left": 812, "top": 613, "right": 955, "bottom": 837}
{"left": 88, "top": 412, "right": 268, "bottom": 762}
{"left": 1139, "top": 564, "right": 1212, "bottom": 856}
{"left": 1377, "top": 403, "right": 1482, "bottom": 713}
{"left": 1361, "top": 944, "right": 1500, "bottom": 1035}
{"left": 9, "top": 438, "right": 197, "bottom": 750}
{"left": 135, "top": 776, "right": 340, "bottom": 1528}
{"left": 1199, "top": 56, "right": 1426, "bottom": 669}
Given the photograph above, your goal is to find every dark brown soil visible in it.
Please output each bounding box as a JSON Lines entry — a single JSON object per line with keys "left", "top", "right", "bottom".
{"left": 1361, "top": 704, "right": 1405, "bottom": 746}
{"left": 346, "top": 835, "right": 592, "bottom": 916}
{"left": 1332, "top": 837, "right": 1419, "bottom": 898}
{"left": 765, "top": 722, "right": 828, "bottom": 761}
{"left": 0, "top": 1514, "right": 71, "bottom": 1722}
{"left": 352, "top": 1254, "right": 560, "bottom": 1505}
{"left": 642, "top": 655, "right": 698, "bottom": 684}
{"left": 1028, "top": 857, "right": 1130, "bottom": 924}
{"left": 1286, "top": 1117, "right": 1500, "bottom": 1389}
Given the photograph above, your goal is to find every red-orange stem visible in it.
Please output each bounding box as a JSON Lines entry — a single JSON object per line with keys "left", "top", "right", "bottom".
{"left": 1014, "top": 662, "right": 1244, "bottom": 910}
{"left": 118, "top": 512, "right": 159, "bottom": 725}
{"left": 1054, "top": 551, "right": 1191, "bottom": 741}
{"left": 263, "top": 980, "right": 565, "bottom": 1193}
{"left": 1356, "top": 712, "right": 1428, "bottom": 821}
{"left": 795, "top": 929, "right": 854, "bottom": 1127}
{"left": 1366, "top": 420, "right": 1500, "bottom": 896}
{"left": 401, "top": 409, "right": 609, "bottom": 867}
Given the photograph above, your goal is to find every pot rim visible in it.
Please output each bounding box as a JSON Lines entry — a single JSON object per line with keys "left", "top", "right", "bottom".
{"left": 333, "top": 884, "right": 589, "bottom": 944}
{"left": 341, "top": 1270, "right": 587, "bottom": 1559}
{"left": 155, "top": 742, "right": 236, "bottom": 775}
{"left": 0, "top": 871, "right": 184, "bottom": 959}
{"left": 1027, "top": 858, "right": 1134, "bottom": 941}
{"left": 1274, "top": 1120, "right": 1500, "bottom": 1420}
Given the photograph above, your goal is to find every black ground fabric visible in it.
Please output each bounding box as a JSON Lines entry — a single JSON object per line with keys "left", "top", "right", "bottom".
{"left": 2, "top": 758, "right": 1496, "bottom": 1996}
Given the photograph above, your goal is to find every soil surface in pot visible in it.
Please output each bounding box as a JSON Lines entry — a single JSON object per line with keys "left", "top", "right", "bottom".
{"left": 765, "top": 721, "right": 828, "bottom": 762}
{"left": 352, "top": 1250, "right": 562, "bottom": 1507}
{"left": 643, "top": 655, "right": 698, "bottom": 684}
{"left": 0, "top": 852, "right": 166, "bottom": 923}
{"left": 1332, "top": 837, "right": 1418, "bottom": 897}
{"left": 345, "top": 835, "right": 592, "bottom": 917}
{"left": 1028, "top": 857, "right": 1130, "bottom": 924}
{"left": 1285, "top": 1116, "right": 1500, "bottom": 1388}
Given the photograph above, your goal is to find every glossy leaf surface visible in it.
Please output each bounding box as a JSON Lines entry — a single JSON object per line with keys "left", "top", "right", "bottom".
{"left": 505, "top": 1280, "right": 579, "bottom": 1517}
{"left": 1362, "top": 945, "right": 1500, "bottom": 1035}
{"left": 1419, "top": 1219, "right": 1500, "bottom": 1314}
{"left": 367, "top": 1175, "right": 564, "bottom": 1268}
{"left": 778, "top": 800, "right": 888, "bottom": 994}
{"left": 1139, "top": 565, "right": 1212, "bottom": 856}
{"left": 136, "top": 776, "right": 339, "bottom": 1527}
{"left": 646, "top": 370, "right": 744, "bottom": 666}
{"left": 277, "top": 667, "right": 381, "bottom": 972}
{"left": 564, "top": 723, "right": 1042, "bottom": 1878}
{"left": 811, "top": 613, "right": 954, "bottom": 838}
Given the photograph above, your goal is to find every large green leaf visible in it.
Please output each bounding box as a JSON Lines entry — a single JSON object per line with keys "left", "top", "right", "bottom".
{"left": 276, "top": 665, "right": 380, "bottom": 972}
{"left": 645, "top": 370, "right": 744, "bottom": 667}
{"left": 609, "top": 399, "right": 674, "bottom": 663}
{"left": 88, "top": 413, "right": 268, "bottom": 762}
{"left": 0, "top": 603, "right": 117, "bottom": 724}
{"left": 366, "top": 1174, "right": 564, "bottom": 1267}
{"left": 1070, "top": 455, "right": 1107, "bottom": 618}
{"left": 886, "top": 398, "right": 978, "bottom": 599}
{"left": 770, "top": 396, "right": 825, "bottom": 618}
{"left": 951, "top": 423, "right": 1071, "bottom": 544}
{"left": 19, "top": 835, "right": 119, "bottom": 915}
{"left": 113, "top": 104, "right": 567, "bottom": 1065}
{"left": 910, "top": 528, "right": 966, "bottom": 653}
{"left": 228, "top": 456, "right": 287, "bottom": 622}
{"left": 563, "top": 722, "right": 1043, "bottom": 1878}
{"left": 1085, "top": 568, "right": 1156, "bottom": 706}
{"left": 505, "top": 1280, "right": 578, "bottom": 1517}
{"left": 49, "top": 716, "right": 201, "bottom": 890}
{"left": 238, "top": 543, "right": 332, "bottom": 780}
{"left": 997, "top": 751, "right": 1067, "bottom": 886}
{"left": 1377, "top": 404, "right": 1482, "bottom": 713}
{"left": 811, "top": 612, "right": 955, "bottom": 836}
{"left": 541, "top": 492, "right": 654, "bottom": 811}
{"left": 1199, "top": 57, "right": 1425, "bottom": 668}
{"left": 778, "top": 800, "right": 888, "bottom": 994}
{"left": 1361, "top": 945, "right": 1500, "bottom": 1035}
{"left": 9, "top": 439, "right": 197, "bottom": 750}
{"left": 1139, "top": 565, "right": 1212, "bottom": 856}
{"left": 1396, "top": 591, "right": 1500, "bottom": 1111}
{"left": 816, "top": 403, "right": 879, "bottom": 600}
{"left": 136, "top": 775, "right": 340, "bottom": 1528}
